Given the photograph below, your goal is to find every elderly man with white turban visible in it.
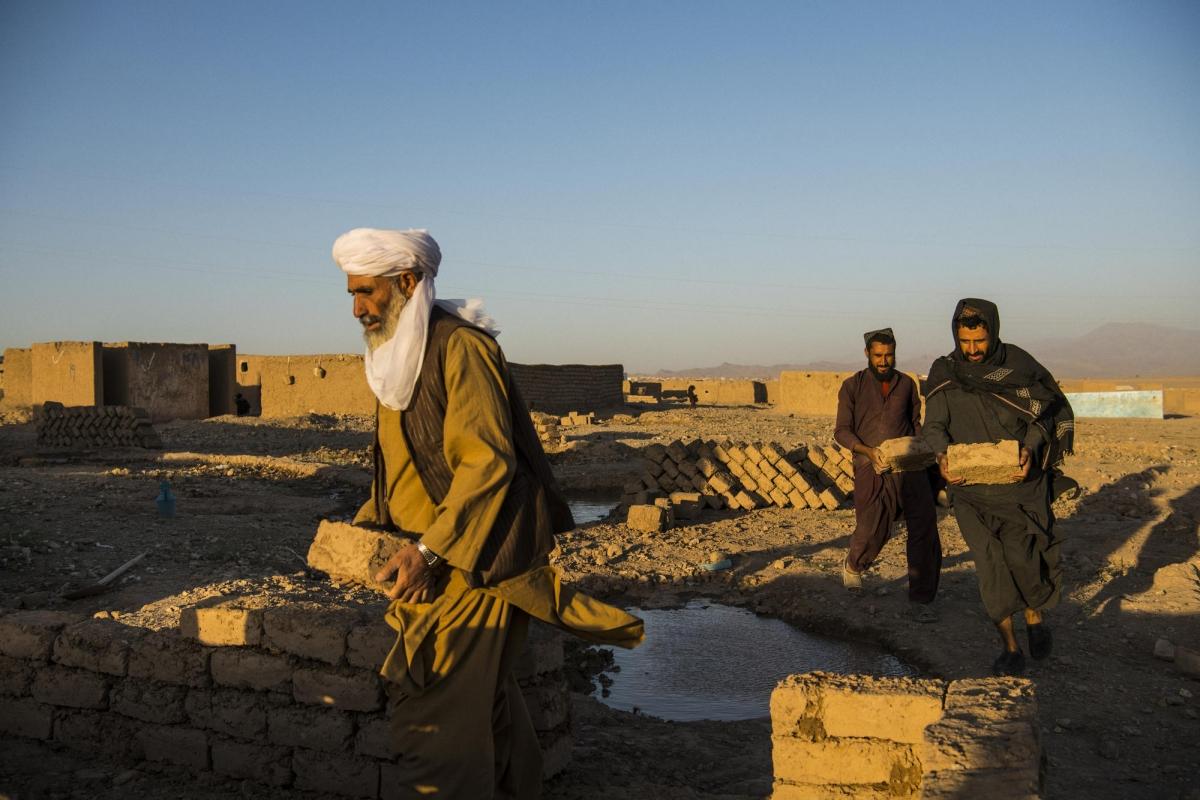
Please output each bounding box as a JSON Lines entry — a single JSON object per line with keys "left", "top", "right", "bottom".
{"left": 333, "top": 228, "right": 643, "bottom": 799}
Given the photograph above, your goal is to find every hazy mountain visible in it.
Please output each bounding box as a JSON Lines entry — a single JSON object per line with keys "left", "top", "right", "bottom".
{"left": 649, "top": 324, "right": 1200, "bottom": 380}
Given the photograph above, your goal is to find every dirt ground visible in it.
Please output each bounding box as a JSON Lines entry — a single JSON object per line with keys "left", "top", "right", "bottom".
{"left": 1, "top": 404, "right": 1198, "bottom": 799}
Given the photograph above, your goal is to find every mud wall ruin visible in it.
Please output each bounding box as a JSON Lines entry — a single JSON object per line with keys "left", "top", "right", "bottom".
{"left": 508, "top": 363, "right": 624, "bottom": 414}
{"left": 100, "top": 343, "right": 210, "bottom": 423}
{"left": 776, "top": 371, "right": 854, "bottom": 416}
{"left": 656, "top": 378, "right": 768, "bottom": 405}
{"left": 0, "top": 606, "right": 571, "bottom": 798}
{"left": 0, "top": 347, "right": 33, "bottom": 408}
{"left": 771, "top": 672, "right": 1041, "bottom": 798}
{"left": 31, "top": 341, "right": 104, "bottom": 408}
{"left": 237, "top": 354, "right": 375, "bottom": 418}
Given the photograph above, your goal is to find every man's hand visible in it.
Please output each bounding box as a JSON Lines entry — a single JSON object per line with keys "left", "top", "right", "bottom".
{"left": 1014, "top": 446, "right": 1034, "bottom": 482}
{"left": 374, "top": 544, "right": 437, "bottom": 603}
{"left": 868, "top": 447, "right": 887, "bottom": 474}
{"left": 937, "top": 453, "right": 965, "bottom": 486}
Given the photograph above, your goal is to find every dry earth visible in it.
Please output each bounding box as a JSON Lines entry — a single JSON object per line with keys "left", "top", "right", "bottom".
{"left": 1, "top": 405, "right": 1198, "bottom": 799}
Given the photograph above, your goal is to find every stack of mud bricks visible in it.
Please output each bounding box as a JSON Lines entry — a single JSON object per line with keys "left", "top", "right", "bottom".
{"left": 558, "top": 410, "right": 595, "bottom": 428}
{"left": 530, "top": 411, "right": 567, "bottom": 448}
{"left": 624, "top": 439, "right": 855, "bottom": 513}
{"left": 36, "top": 402, "right": 163, "bottom": 449}
{"left": 771, "top": 672, "right": 1041, "bottom": 799}
{"left": 945, "top": 440, "right": 1022, "bottom": 485}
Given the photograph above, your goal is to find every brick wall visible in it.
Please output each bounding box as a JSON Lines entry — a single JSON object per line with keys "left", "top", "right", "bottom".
{"left": 0, "top": 601, "right": 571, "bottom": 798}
{"left": 102, "top": 343, "right": 210, "bottom": 422}
{"left": 771, "top": 672, "right": 1041, "bottom": 798}
{"left": 654, "top": 378, "right": 767, "bottom": 405}
{"left": 237, "top": 354, "right": 376, "bottom": 418}
{"left": 0, "top": 347, "right": 32, "bottom": 408}
{"left": 31, "top": 342, "right": 103, "bottom": 408}
{"left": 509, "top": 363, "right": 624, "bottom": 414}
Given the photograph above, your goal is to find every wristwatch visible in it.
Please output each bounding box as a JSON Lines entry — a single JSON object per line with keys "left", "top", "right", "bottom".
{"left": 416, "top": 542, "right": 443, "bottom": 569}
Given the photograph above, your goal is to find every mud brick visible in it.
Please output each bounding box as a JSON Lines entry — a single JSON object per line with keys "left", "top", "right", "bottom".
{"left": 772, "top": 737, "right": 918, "bottom": 786}
{"left": 726, "top": 459, "right": 747, "bottom": 479}
{"left": 306, "top": 520, "right": 409, "bottom": 591}
{"left": 53, "top": 618, "right": 141, "bottom": 676}
{"left": 660, "top": 458, "right": 679, "bottom": 478}
{"left": 801, "top": 488, "right": 821, "bottom": 508}
{"left": 758, "top": 460, "right": 780, "bottom": 480}
{"left": 0, "top": 610, "right": 85, "bottom": 661}
{"left": 347, "top": 623, "right": 396, "bottom": 672}
{"left": 136, "top": 724, "right": 209, "bottom": 770}
{"left": 665, "top": 440, "right": 689, "bottom": 463}
{"left": 0, "top": 697, "right": 53, "bottom": 738}
{"left": 774, "top": 458, "right": 799, "bottom": 477}
{"left": 179, "top": 604, "right": 264, "bottom": 647}
{"left": 268, "top": 704, "right": 354, "bottom": 752}
{"left": 185, "top": 687, "right": 268, "bottom": 739}
{"left": 734, "top": 491, "right": 757, "bottom": 509}
{"left": 817, "top": 489, "right": 840, "bottom": 511}
{"left": 945, "top": 440, "right": 1022, "bottom": 485}
{"left": 644, "top": 458, "right": 664, "bottom": 477}
{"left": 522, "top": 684, "right": 569, "bottom": 731}
{"left": 787, "top": 489, "right": 808, "bottom": 510}
{"left": 293, "top": 748, "right": 380, "bottom": 798}
{"left": 838, "top": 458, "right": 855, "bottom": 478}
{"left": 32, "top": 666, "right": 108, "bottom": 709}
{"left": 53, "top": 709, "right": 137, "bottom": 758}
{"left": 263, "top": 606, "right": 355, "bottom": 665}
{"left": 212, "top": 736, "right": 292, "bottom": 786}
{"left": 724, "top": 444, "right": 748, "bottom": 464}
{"left": 669, "top": 491, "right": 702, "bottom": 505}
{"left": 710, "top": 443, "right": 731, "bottom": 462}
{"left": 128, "top": 630, "right": 211, "bottom": 688}
{"left": 772, "top": 474, "right": 792, "bottom": 494}
{"left": 694, "top": 456, "right": 720, "bottom": 478}
{"left": 626, "top": 504, "right": 669, "bottom": 533}
{"left": 707, "top": 472, "right": 737, "bottom": 494}
{"left": 686, "top": 472, "right": 706, "bottom": 492}
{"left": 743, "top": 443, "right": 765, "bottom": 463}
{"left": 834, "top": 474, "right": 855, "bottom": 495}
{"left": 0, "top": 654, "right": 34, "bottom": 696}
{"left": 110, "top": 678, "right": 188, "bottom": 724}
{"left": 294, "top": 666, "right": 383, "bottom": 712}
{"left": 677, "top": 461, "right": 699, "bottom": 479}
{"left": 805, "top": 447, "right": 827, "bottom": 469}
{"left": 354, "top": 715, "right": 398, "bottom": 759}
{"left": 767, "top": 488, "right": 789, "bottom": 507}
{"left": 875, "top": 436, "right": 935, "bottom": 473}
{"left": 642, "top": 443, "right": 668, "bottom": 464}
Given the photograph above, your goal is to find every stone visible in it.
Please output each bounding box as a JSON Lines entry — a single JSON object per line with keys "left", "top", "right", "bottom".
{"left": 267, "top": 704, "right": 354, "bottom": 752}
{"left": 514, "top": 625, "right": 565, "bottom": 681}
{"left": 179, "top": 604, "right": 264, "bottom": 647}
{"left": 53, "top": 709, "right": 137, "bottom": 759}
{"left": 1175, "top": 646, "right": 1200, "bottom": 677}
{"left": 294, "top": 666, "right": 383, "bottom": 712}
{"left": 772, "top": 737, "right": 918, "bottom": 786}
{"left": 354, "top": 716, "right": 398, "bottom": 760}
{"left": 211, "top": 737, "right": 292, "bottom": 786}
{"left": 210, "top": 647, "right": 293, "bottom": 692}
{"left": 306, "top": 520, "right": 408, "bottom": 591}
{"left": 1152, "top": 638, "right": 1175, "bottom": 661}
{"left": 0, "top": 654, "right": 34, "bottom": 696}
{"left": 292, "top": 748, "right": 379, "bottom": 798}
{"left": 346, "top": 622, "right": 396, "bottom": 671}
{"left": 945, "top": 440, "right": 1021, "bottom": 485}
{"left": 0, "top": 610, "right": 85, "bottom": 660}
{"left": 185, "top": 688, "right": 267, "bottom": 740}
{"left": 626, "top": 504, "right": 669, "bottom": 533}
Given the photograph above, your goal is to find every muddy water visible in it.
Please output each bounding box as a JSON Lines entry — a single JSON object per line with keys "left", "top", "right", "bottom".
{"left": 600, "top": 600, "right": 915, "bottom": 721}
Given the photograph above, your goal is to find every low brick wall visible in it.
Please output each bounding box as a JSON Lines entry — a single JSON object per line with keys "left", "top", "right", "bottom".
{"left": 0, "top": 600, "right": 571, "bottom": 797}
{"left": 509, "top": 363, "right": 624, "bottom": 414}
{"left": 771, "top": 672, "right": 1041, "bottom": 798}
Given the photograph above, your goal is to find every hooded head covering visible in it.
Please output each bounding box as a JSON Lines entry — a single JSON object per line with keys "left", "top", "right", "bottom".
{"left": 927, "top": 297, "right": 1074, "bottom": 469}
{"left": 333, "top": 228, "right": 497, "bottom": 411}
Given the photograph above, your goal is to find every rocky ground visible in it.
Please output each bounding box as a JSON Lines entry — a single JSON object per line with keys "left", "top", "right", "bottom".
{"left": 1, "top": 404, "right": 1198, "bottom": 799}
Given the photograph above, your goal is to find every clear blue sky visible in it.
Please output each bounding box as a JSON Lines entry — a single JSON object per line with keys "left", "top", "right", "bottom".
{"left": 2, "top": 1, "right": 1197, "bottom": 373}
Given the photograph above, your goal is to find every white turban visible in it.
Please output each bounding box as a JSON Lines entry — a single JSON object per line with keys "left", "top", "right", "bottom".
{"left": 332, "top": 228, "right": 442, "bottom": 277}
{"left": 332, "top": 227, "right": 498, "bottom": 411}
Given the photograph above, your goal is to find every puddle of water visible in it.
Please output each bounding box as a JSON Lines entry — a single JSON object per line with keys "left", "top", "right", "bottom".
{"left": 567, "top": 498, "right": 618, "bottom": 524}
{"left": 599, "top": 600, "right": 915, "bottom": 721}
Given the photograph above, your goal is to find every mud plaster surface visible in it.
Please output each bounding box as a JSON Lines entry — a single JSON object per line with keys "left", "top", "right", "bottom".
{"left": 1, "top": 406, "right": 1198, "bottom": 799}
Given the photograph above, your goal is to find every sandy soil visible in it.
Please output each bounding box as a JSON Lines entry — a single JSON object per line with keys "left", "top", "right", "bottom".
{"left": 1, "top": 405, "right": 1198, "bottom": 799}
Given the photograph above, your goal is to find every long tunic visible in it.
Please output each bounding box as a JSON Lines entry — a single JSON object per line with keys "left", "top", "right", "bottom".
{"left": 355, "top": 327, "right": 642, "bottom": 799}
{"left": 834, "top": 370, "right": 940, "bottom": 600}
{"left": 922, "top": 384, "right": 1061, "bottom": 621}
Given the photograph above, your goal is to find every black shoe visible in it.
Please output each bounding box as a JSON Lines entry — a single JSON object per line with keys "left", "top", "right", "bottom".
{"left": 1027, "top": 623, "right": 1053, "bottom": 660}
{"left": 992, "top": 649, "right": 1026, "bottom": 677}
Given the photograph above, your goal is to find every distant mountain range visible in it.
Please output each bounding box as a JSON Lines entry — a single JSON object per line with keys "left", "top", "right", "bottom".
{"left": 648, "top": 323, "right": 1200, "bottom": 380}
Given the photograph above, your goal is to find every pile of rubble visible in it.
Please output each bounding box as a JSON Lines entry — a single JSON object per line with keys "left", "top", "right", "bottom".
{"left": 36, "top": 403, "right": 162, "bottom": 449}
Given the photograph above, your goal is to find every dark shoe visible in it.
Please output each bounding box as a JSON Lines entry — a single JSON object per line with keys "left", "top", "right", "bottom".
{"left": 992, "top": 649, "right": 1026, "bottom": 677}
{"left": 1027, "top": 623, "right": 1053, "bottom": 660}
